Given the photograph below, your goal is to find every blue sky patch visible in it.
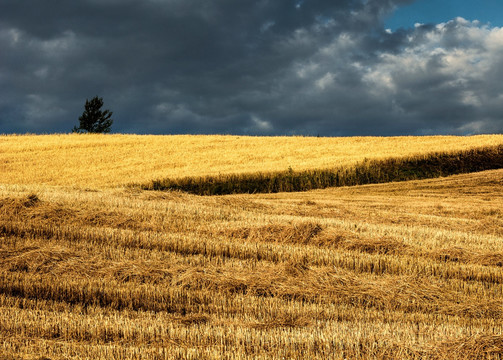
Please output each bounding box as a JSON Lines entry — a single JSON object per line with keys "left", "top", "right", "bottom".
{"left": 386, "top": 0, "right": 503, "bottom": 30}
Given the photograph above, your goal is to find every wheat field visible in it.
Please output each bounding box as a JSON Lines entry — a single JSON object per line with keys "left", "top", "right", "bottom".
{"left": 1, "top": 134, "right": 503, "bottom": 359}
{"left": 2, "top": 134, "right": 503, "bottom": 188}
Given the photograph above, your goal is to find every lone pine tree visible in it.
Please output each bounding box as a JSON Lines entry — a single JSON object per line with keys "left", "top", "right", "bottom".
{"left": 73, "top": 96, "right": 113, "bottom": 133}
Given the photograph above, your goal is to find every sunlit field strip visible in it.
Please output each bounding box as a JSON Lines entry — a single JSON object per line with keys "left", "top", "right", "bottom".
{"left": 1, "top": 134, "right": 503, "bottom": 189}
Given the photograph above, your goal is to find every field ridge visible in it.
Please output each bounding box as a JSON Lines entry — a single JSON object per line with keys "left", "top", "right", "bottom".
{"left": 140, "top": 144, "right": 503, "bottom": 195}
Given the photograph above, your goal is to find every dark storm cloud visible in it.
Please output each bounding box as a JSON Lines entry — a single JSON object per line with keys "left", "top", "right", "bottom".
{"left": 0, "top": 0, "right": 502, "bottom": 135}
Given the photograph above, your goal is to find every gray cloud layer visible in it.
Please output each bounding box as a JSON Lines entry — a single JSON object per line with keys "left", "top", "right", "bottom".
{"left": 1, "top": 0, "right": 502, "bottom": 135}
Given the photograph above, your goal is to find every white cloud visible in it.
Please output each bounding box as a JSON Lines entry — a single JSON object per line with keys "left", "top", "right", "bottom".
{"left": 315, "top": 72, "right": 335, "bottom": 90}
{"left": 260, "top": 21, "right": 275, "bottom": 33}
{"left": 251, "top": 115, "right": 273, "bottom": 132}
{"left": 37, "top": 30, "right": 78, "bottom": 56}
{"left": 486, "top": 27, "right": 503, "bottom": 51}
{"left": 295, "top": 62, "right": 319, "bottom": 79}
{"left": 360, "top": 18, "right": 503, "bottom": 100}
{"left": 0, "top": 28, "right": 22, "bottom": 45}
{"left": 34, "top": 67, "right": 49, "bottom": 79}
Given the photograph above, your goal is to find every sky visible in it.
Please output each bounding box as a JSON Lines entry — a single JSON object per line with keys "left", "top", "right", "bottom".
{"left": 1, "top": 0, "right": 503, "bottom": 136}
{"left": 386, "top": 0, "right": 503, "bottom": 30}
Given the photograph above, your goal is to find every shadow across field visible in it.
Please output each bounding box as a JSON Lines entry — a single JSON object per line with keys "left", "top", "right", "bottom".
{"left": 139, "top": 145, "right": 503, "bottom": 195}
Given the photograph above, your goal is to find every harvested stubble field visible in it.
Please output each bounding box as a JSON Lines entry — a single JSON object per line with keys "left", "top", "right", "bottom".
{"left": 1, "top": 134, "right": 503, "bottom": 359}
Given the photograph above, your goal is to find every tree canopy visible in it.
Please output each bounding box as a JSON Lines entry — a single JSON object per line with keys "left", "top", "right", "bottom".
{"left": 73, "top": 96, "right": 113, "bottom": 133}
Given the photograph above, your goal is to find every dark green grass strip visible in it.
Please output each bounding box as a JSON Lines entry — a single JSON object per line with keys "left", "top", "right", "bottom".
{"left": 137, "top": 145, "right": 503, "bottom": 195}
